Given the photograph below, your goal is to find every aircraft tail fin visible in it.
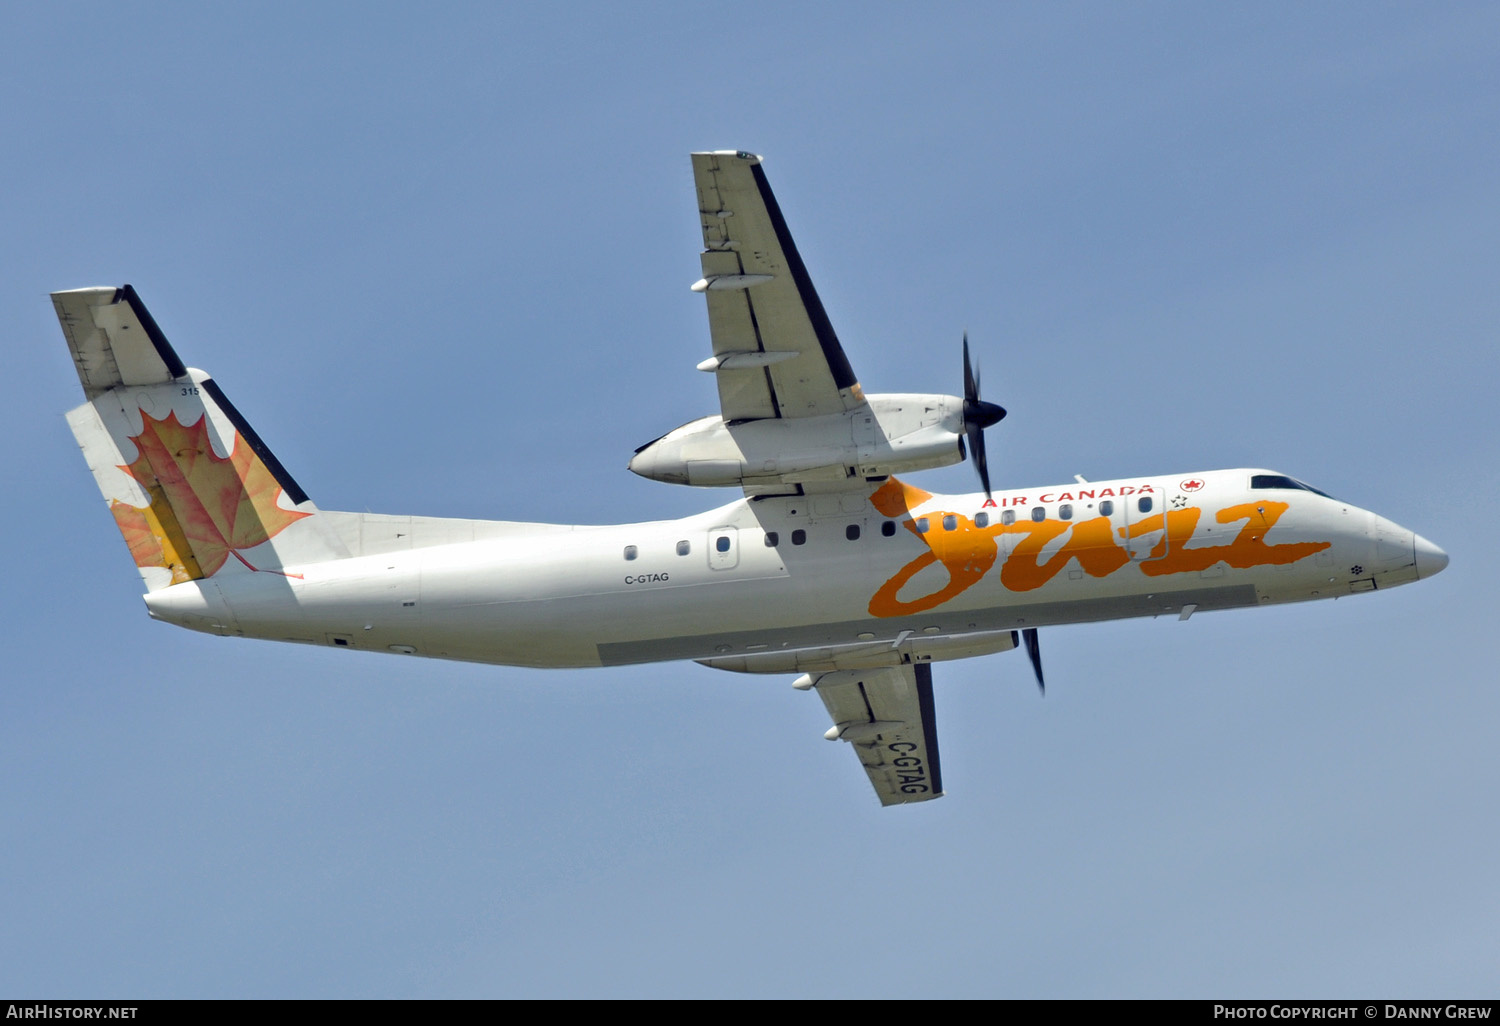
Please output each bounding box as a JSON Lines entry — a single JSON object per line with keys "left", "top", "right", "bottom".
{"left": 56, "top": 286, "right": 348, "bottom": 592}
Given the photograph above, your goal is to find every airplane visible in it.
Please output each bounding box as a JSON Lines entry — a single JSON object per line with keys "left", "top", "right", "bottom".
{"left": 54, "top": 149, "right": 1448, "bottom": 806}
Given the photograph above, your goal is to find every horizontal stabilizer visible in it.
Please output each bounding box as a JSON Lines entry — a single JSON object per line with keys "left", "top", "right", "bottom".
{"left": 53, "top": 285, "right": 187, "bottom": 398}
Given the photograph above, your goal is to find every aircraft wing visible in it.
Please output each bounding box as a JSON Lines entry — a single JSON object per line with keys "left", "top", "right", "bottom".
{"left": 813, "top": 663, "right": 944, "bottom": 805}
{"left": 691, "top": 151, "right": 866, "bottom": 423}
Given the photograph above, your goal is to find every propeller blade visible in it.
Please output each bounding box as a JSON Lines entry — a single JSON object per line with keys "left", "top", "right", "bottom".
{"left": 1022, "top": 627, "right": 1044, "bottom": 696}
{"left": 960, "top": 333, "right": 1006, "bottom": 501}
{"left": 963, "top": 331, "right": 978, "bottom": 403}
{"left": 966, "top": 417, "right": 991, "bottom": 501}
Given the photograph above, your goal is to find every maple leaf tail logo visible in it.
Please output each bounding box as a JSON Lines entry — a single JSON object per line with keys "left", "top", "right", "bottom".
{"left": 110, "top": 410, "right": 311, "bottom": 584}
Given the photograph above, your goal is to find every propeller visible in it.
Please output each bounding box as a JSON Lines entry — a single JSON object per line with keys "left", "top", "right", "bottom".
{"left": 961, "top": 336, "right": 1042, "bottom": 695}
{"left": 961, "top": 332, "right": 1007, "bottom": 501}
{"left": 1022, "top": 627, "right": 1045, "bottom": 696}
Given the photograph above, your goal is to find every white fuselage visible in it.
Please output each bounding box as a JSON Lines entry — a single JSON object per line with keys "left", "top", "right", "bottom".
{"left": 141, "top": 468, "right": 1444, "bottom": 673}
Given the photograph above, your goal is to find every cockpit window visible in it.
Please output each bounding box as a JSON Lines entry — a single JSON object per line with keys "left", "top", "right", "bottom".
{"left": 1251, "top": 474, "right": 1336, "bottom": 500}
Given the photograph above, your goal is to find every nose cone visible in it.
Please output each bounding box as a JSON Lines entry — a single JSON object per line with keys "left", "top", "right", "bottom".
{"left": 1413, "top": 534, "right": 1449, "bottom": 579}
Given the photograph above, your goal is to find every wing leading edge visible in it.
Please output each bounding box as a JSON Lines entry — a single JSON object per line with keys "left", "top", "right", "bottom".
{"left": 813, "top": 663, "right": 944, "bottom": 805}
{"left": 691, "top": 151, "right": 865, "bottom": 423}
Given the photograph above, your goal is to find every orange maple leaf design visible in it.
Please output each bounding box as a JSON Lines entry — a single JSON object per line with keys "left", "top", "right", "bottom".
{"left": 116, "top": 410, "right": 309, "bottom": 577}
{"left": 109, "top": 492, "right": 202, "bottom": 584}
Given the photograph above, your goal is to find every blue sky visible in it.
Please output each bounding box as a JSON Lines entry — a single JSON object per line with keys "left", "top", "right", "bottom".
{"left": 3, "top": 2, "right": 1496, "bottom": 997}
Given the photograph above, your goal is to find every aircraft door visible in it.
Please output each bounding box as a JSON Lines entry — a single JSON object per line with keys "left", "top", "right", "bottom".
{"left": 1120, "top": 490, "right": 1168, "bottom": 563}
{"left": 708, "top": 526, "right": 739, "bottom": 570}
{"left": 977, "top": 507, "right": 1013, "bottom": 564}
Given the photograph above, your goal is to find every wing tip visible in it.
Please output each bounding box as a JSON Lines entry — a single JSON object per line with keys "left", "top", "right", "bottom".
{"left": 51, "top": 285, "right": 118, "bottom": 300}
{"left": 879, "top": 788, "right": 947, "bottom": 807}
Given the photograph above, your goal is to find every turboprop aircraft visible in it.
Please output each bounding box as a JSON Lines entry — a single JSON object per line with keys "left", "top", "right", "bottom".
{"left": 55, "top": 150, "right": 1447, "bottom": 806}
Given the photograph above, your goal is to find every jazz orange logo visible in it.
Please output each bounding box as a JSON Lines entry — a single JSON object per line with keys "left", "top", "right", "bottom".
{"left": 866, "top": 478, "right": 1329, "bottom": 617}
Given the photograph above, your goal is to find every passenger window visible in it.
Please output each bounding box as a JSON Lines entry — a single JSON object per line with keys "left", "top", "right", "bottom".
{"left": 942, "top": 514, "right": 957, "bottom": 531}
{"left": 975, "top": 511, "right": 989, "bottom": 528}
{"left": 881, "top": 520, "right": 896, "bottom": 537}
{"left": 916, "top": 517, "right": 930, "bottom": 533}
{"left": 1031, "top": 507, "right": 1046, "bottom": 522}
{"left": 764, "top": 532, "right": 779, "bottom": 547}
{"left": 846, "top": 524, "right": 860, "bottom": 541}
{"left": 623, "top": 545, "right": 638, "bottom": 561}
{"left": 676, "top": 540, "right": 690, "bottom": 556}
{"left": 1138, "top": 496, "right": 1153, "bottom": 514}
{"left": 715, "top": 536, "right": 731, "bottom": 553}
{"left": 1001, "top": 510, "right": 1015, "bottom": 526}
{"left": 792, "top": 529, "right": 806, "bottom": 545}
{"left": 1099, "top": 500, "right": 1113, "bottom": 516}
{"left": 1059, "top": 503, "right": 1073, "bottom": 521}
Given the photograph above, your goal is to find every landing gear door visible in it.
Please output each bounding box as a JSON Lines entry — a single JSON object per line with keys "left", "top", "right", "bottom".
{"left": 708, "top": 526, "right": 739, "bottom": 570}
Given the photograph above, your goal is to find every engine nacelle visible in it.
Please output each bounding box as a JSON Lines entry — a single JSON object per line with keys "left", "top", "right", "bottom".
{"left": 628, "top": 393, "right": 966, "bottom": 488}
